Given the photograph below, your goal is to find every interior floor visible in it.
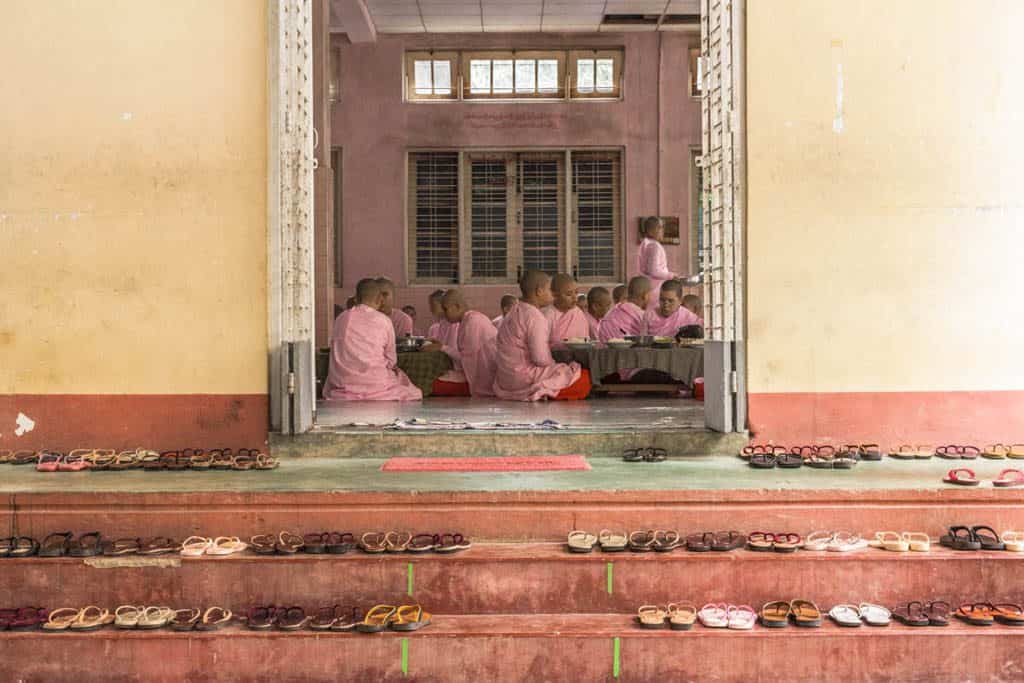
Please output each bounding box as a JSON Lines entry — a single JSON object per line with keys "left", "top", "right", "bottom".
{"left": 0, "top": 457, "right": 1000, "bottom": 494}
{"left": 315, "top": 396, "right": 705, "bottom": 431}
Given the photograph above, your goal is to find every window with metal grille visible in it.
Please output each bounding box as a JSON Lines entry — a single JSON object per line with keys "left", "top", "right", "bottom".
{"left": 409, "top": 149, "right": 621, "bottom": 285}
{"left": 408, "top": 152, "right": 459, "bottom": 282}
{"left": 572, "top": 151, "right": 620, "bottom": 280}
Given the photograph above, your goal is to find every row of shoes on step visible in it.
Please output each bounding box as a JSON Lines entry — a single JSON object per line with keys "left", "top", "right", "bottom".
{"left": 741, "top": 444, "right": 880, "bottom": 469}
{"left": 0, "top": 448, "right": 277, "bottom": 471}
{"left": 241, "top": 604, "right": 432, "bottom": 632}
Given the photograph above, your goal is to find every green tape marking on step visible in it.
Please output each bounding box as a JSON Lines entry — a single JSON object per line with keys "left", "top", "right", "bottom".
{"left": 407, "top": 562, "right": 414, "bottom": 596}
{"left": 401, "top": 638, "right": 409, "bottom": 676}
{"left": 613, "top": 637, "right": 621, "bottom": 678}
{"left": 606, "top": 562, "right": 614, "bottom": 595}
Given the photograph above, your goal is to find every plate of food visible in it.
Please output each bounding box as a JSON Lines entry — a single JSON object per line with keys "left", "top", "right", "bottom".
{"left": 565, "top": 337, "right": 594, "bottom": 351}
{"left": 652, "top": 336, "right": 675, "bottom": 348}
{"left": 606, "top": 338, "right": 634, "bottom": 349}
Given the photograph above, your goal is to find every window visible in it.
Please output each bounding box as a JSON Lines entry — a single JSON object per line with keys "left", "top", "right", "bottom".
{"left": 569, "top": 50, "right": 623, "bottom": 99}
{"left": 690, "top": 149, "right": 705, "bottom": 274}
{"left": 405, "top": 49, "right": 620, "bottom": 102}
{"left": 462, "top": 51, "right": 567, "bottom": 99}
{"left": 404, "top": 52, "right": 457, "bottom": 100}
{"left": 407, "top": 152, "right": 460, "bottom": 283}
{"left": 409, "top": 150, "right": 622, "bottom": 284}
{"left": 689, "top": 47, "right": 703, "bottom": 98}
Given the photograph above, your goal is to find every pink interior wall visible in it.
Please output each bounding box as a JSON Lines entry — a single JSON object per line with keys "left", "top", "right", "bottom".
{"left": 324, "top": 32, "right": 701, "bottom": 340}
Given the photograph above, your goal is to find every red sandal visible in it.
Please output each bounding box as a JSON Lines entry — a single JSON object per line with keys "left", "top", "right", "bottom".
{"left": 944, "top": 468, "right": 980, "bottom": 486}
{"left": 993, "top": 468, "right": 1024, "bottom": 488}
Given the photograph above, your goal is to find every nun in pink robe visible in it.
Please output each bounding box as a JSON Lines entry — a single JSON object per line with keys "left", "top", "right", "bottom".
{"left": 644, "top": 305, "right": 702, "bottom": 336}
{"left": 493, "top": 304, "right": 581, "bottom": 401}
{"left": 390, "top": 308, "right": 414, "bottom": 338}
{"left": 431, "top": 318, "right": 466, "bottom": 384}
{"left": 584, "top": 312, "right": 601, "bottom": 340}
{"left": 323, "top": 305, "right": 422, "bottom": 401}
{"left": 454, "top": 310, "right": 498, "bottom": 397}
{"left": 637, "top": 237, "right": 677, "bottom": 310}
{"left": 543, "top": 306, "right": 591, "bottom": 346}
{"left": 597, "top": 301, "right": 648, "bottom": 342}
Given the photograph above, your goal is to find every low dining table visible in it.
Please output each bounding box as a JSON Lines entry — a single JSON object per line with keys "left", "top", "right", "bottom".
{"left": 396, "top": 350, "right": 453, "bottom": 397}
{"left": 551, "top": 344, "right": 704, "bottom": 387}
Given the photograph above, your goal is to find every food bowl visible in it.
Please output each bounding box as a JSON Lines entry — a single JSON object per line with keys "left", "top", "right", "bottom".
{"left": 606, "top": 338, "right": 634, "bottom": 349}
{"left": 566, "top": 337, "right": 594, "bottom": 351}
{"left": 652, "top": 336, "right": 675, "bottom": 348}
{"left": 396, "top": 336, "right": 426, "bottom": 352}
{"left": 626, "top": 335, "right": 654, "bottom": 348}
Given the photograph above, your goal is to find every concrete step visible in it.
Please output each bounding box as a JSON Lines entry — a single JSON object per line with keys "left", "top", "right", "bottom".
{"left": 270, "top": 427, "right": 748, "bottom": 458}
{"left": 4, "top": 544, "right": 1022, "bottom": 615}
{"left": 7, "top": 487, "right": 1024, "bottom": 542}
{"left": 2, "top": 615, "right": 1021, "bottom": 682}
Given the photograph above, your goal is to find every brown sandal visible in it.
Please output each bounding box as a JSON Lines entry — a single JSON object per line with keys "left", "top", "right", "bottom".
{"left": 385, "top": 531, "right": 412, "bottom": 553}
{"left": 139, "top": 537, "right": 178, "bottom": 555}
{"left": 196, "top": 606, "right": 232, "bottom": 631}
{"left": 276, "top": 531, "right": 304, "bottom": 554}
{"left": 360, "top": 532, "right": 387, "bottom": 553}
{"left": 210, "top": 449, "right": 235, "bottom": 469}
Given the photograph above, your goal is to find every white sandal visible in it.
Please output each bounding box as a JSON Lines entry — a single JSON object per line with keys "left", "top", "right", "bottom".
{"left": 114, "top": 605, "right": 143, "bottom": 629}
{"left": 567, "top": 530, "right": 597, "bottom": 553}
{"left": 138, "top": 606, "right": 173, "bottom": 629}
{"left": 871, "top": 531, "right": 909, "bottom": 552}
{"left": 208, "top": 536, "right": 248, "bottom": 556}
{"left": 180, "top": 536, "right": 213, "bottom": 557}
{"left": 828, "top": 604, "right": 861, "bottom": 627}
{"left": 726, "top": 605, "right": 756, "bottom": 630}
{"left": 828, "top": 531, "right": 868, "bottom": 552}
{"left": 1004, "top": 531, "right": 1024, "bottom": 552}
{"left": 801, "top": 530, "right": 834, "bottom": 551}
{"left": 858, "top": 603, "right": 891, "bottom": 626}
{"left": 902, "top": 532, "right": 931, "bottom": 552}
{"left": 698, "top": 603, "right": 728, "bottom": 628}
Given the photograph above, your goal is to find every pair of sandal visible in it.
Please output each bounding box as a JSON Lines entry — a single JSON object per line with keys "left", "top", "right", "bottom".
{"left": 685, "top": 531, "right": 745, "bottom": 552}
{"left": 747, "top": 532, "right": 801, "bottom": 553}
{"left": 180, "top": 536, "right": 248, "bottom": 557}
{"left": 623, "top": 447, "right": 666, "bottom": 462}
{"left": 100, "top": 537, "right": 179, "bottom": 556}
{"left": 38, "top": 532, "right": 103, "bottom": 557}
{"left": 744, "top": 446, "right": 802, "bottom": 469}
{"left": 828, "top": 603, "right": 892, "bottom": 627}
{"left": 360, "top": 531, "right": 471, "bottom": 554}
{"left": 36, "top": 451, "right": 92, "bottom": 472}
{"left": 869, "top": 531, "right": 930, "bottom": 552}
{"left": 628, "top": 530, "right": 682, "bottom": 552}
{"left": 801, "top": 531, "right": 869, "bottom": 552}
{"left": 944, "top": 467, "right": 1024, "bottom": 487}
{"left": 980, "top": 444, "right": 1024, "bottom": 459}
{"left": 245, "top": 606, "right": 312, "bottom": 631}
{"left": 635, "top": 604, "right": 697, "bottom": 630}
{"left": 893, "top": 601, "right": 950, "bottom": 626}
{"left": 168, "top": 607, "right": 233, "bottom": 631}
{"left": 310, "top": 605, "right": 360, "bottom": 631}
{"left": 0, "top": 450, "right": 42, "bottom": 465}
{"left": 302, "top": 532, "right": 357, "bottom": 554}
{"left": 114, "top": 606, "right": 175, "bottom": 629}
{"left": 759, "top": 600, "right": 822, "bottom": 627}
{"left": 0, "top": 537, "right": 40, "bottom": 558}
{"left": 0, "top": 608, "right": 48, "bottom": 630}
{"left": 955, "top": 602, "right": 1024, "bottom": 626}
{"left": 566, "top": 530, "right": 628, "bottom": 553}
{"left": 43, "top": 606, "right": 115, "bottom": 631}
{"left": 250, "top": 532, "right": 304, "bottom": 554}
{"left": 889, "top": 445, "right": 935, "bottom": 460}
{"left": 940, "top": 525, "right": 1005, "bottom": 551}
{"left": 357, "top": 604, "right": 432, "bottom": 632}
{"left": 699, "top": 604, "right": 756, "bottom": 630}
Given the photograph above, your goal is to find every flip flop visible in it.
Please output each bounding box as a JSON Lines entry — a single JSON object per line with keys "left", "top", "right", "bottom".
{"left": 943, "top": 468, "right": 979, "bottom": 486}
{"left": 943, "top": 526, "right": 981, "bottom": 551}
{"left": 114, "top": 606, "right": 144, "bottom": 629}
{"left": 181, "top": 536, "right": 214, "bottom": 557}
{"left": 955, "top": 603, "right": 995, "bottom": 626}
{"left": 801, "top": 531, "right": 835, "bottom": 552}
{"left": 697, "top": 603, "right": 728, "bottom": 628}
{"left": 359, "top": 532, "right": 387, "bottom": 554}
{"left": 70, "top": 606, "right": 114, "bottom": 631}
{"left": 598, "top": 529, "right": 628, "bottom": 552}
{"left": 207, "top": 536, "right": 248, "bottom": 556}
{"left": 739, "top": 445, "right": 768, "bottom": 461}
{"left": 101, "top": 538, "right": 140, "bottom": 556}
{"left": 38, "top": 532, "right": 72, "bottom": 557}
{"left": 652, "top": 530, "right": 681, "bottom": 552}
{"left": 332, "top": 606, "right": 360, "bottom": 632}
{"left": 138, "top": 606, "right": 174, "bottom": 629}
{"left": 310, "top": 606, "right": 342, "bottom": 631}
{"left": 773, "top": 533, "right": 802, "bottom": 553}
{"left": 983, "top": 444, "right": 1009, "bottom": 459}
{"left": 993, "top": 604, "right": 1024, "bottom": 626}
{"left": 727, "top": 605, "right": 756, "bottom": 630}
{"left": 872, "top": 531, "right": 909, "bottom": 552}
{"left": 67, "top": 532, "right": 102, "bottom": 557}
{"left": 993, "top": 469, "right": 1024, "bottom": 487}
{"left": 1008, "top": 444, "right": 1024, "bottom": 460}
{"left": 302, "top": 533, "right": 329, "bottom": 554}
{"left": 1003, "top": 531, "right": 1024, "bottom": 553}
{"left": 686, "top": 532, "right": 713, "bottom": 552}
{"left": 759, "top": 601, "right": 790, "bottom": 628}
{"left": 636, "top": 605, "right": 667, "bottom": 629}
{"left": 711, "top": 531, "right": 746, "bottom": 551}
{"left": 384, "top": 531, "right": 412, "bottom": 553}
{"left": 7, "top": 607, "right": 47, "bottom": 631}
{"left": 892, "top": 602, "right": 930, "bottom": 627}
{"left": 436, "top": 533, "right": 472, "bottom": 553}
{"left": 746, "top": 531, "right": 775, "bottom": 552}
{"left": 789, "top": 600, "right": 822, "bottom": 627}
{"left": 902, "top": 532, "right": 931, "bottom": 552}
{"left": 828, "top": 531, "right": 868, "bottom": 552}
{"left": 357, "top": 605, "right": 398, "bottom": 633}
{"left": 276, "top": 606, "right": 310, "bottom": 631}
{"left": 667, "top": 603, "right": 697, "bottom": 631}
{"left": 923, "top": 601, "right": 951, "bottom": 626}
{"left": 749, "top": 453, "right": 777, "bottom": 469}
{"left": 391, "top": 604, "right": 432, "bottom": 631}
{"left": 888, "top": 445, "right": 917, "bottom": 460}
{"left": 857, "top": 444, "right": 883, "bottom": 461}
{"left": 326, "top": 532, "right": 356, "bottom": 554}
{"left": 196, "top": 607, "right": 232, "bottom": 631}
{"left": 971, "top": 525, "right": 1005, "bottom": 550}
{"left": 42, "top": 608, "right": 82, "bottom": 631}
{"left": 567, "top": 530, "right": 598, "bottom": 553}
{"left": 829, "top": 604, "right": 862, "bottom": 627}
{"left": 171, "top": 608, "right": 202, "bottom": 631}
{"left": 858, "top": 603, "right": 891, "bottom": 626}
{"left": 7, "top": 536, "right": 39, "bottom": 558}
{"left": 628, "top": 530, "right": 656, "bottom": 552}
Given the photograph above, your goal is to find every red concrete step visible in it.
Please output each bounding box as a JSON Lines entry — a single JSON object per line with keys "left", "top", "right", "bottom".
{"left": 1, "top": 615, "right": 1020, "bottom": 682}
{"left": 4, "top": 544, "right": 1022, "bottom": 615}
{"left": 6, "top": 488, "right": 1024, "bottom": 541}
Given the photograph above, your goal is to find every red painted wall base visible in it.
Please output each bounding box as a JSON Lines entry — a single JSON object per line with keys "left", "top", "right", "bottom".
{"left": 0, "top": 394, "right": 269, "bottom": 451}
{"left": 748, "top": 390, "right": 1024, "bottom": 447}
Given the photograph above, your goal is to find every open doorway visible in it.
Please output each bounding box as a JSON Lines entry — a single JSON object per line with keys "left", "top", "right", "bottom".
{"left": 291, "top": 0, "right": 745, "bottom": 437}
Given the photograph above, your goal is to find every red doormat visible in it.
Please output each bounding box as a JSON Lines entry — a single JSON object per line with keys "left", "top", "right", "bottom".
{"left": 381, "top": 455, "right": 590, "bottom": 472}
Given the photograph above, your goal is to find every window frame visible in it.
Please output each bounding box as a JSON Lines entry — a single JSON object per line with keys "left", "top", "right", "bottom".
{"left": 568, "top": 49, "right": 624, "bottom": 100}
{"left": 407, "top": 148, "right": 624, "bottom": 286}
{"left": 404, "top": 51, "right": 459, "bottom": 101}
{"left": 460, "top": 50, "right": 567, "bottom": 101}
{"left": 406, "top": 150, "right": 462, "bottom": 285}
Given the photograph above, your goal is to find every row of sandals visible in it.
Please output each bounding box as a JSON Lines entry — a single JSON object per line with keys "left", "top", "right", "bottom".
{"left": 742, "top": 443, "right": 1024, "bottom": 468}
{"left": 2, "top": 604, "right": 432, "bottom": 633}
{"left": 566, "top": 527, "right": 1024, "bottom": 553}
{"left": 0, "top": 448, "right": 278, "bottom": 471}
{"left": 0, "top": 530, "right": 472, "bottom": 558}
{"left": 635, "top": 600, "right": 1024, "bottom": 630}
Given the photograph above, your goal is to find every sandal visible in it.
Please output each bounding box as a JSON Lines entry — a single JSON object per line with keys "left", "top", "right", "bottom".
{"left": 1009, "top": 444, "right": 1024, "bottom": 459}
{"left": 436, "top": 533, "right": 472, "bottom": 553}
{"left": 254, "top": 453, "right": 280, "bottom": 470}
{"left": 231, "top": 453, "right": 256, "bottom": 471}
{"left": 138, "top": 606, "right": 174, "bottom": 629}
{"left": 58, "top": 451, "right": 91, "bottom": 472}
{"left": 302, "top": 532, "right": 329, "bottom": 554}
{"left": 982, "top": 444, "right": 1009, "bottom": 459}
{"left": 872, "top": 531, "right": 909, "bottom": 552}
{"left": 384, "top": 531, "right": 412, "bottom": 553}
{"left": 801, "top": 530, "right": 834, "bottom": 552}
{"left": 749, "top": 452, "right": 777, "bottom": 469}
{"left": 276, "top": 606, "right": 309, "bottom": 631}
{"left": 101, "top": 537, "right": 140, "bottom": 556}
{"left": 38, "top": 531, "right": 72, "bottom": 557}
{"left": 196, "top": 607, "right": 232, "bottom": 631}
{"left": 667, "top": 603, "right": 697, "bottom": 631}
{"left": 955, "top": 602, "right": 995, "bottom": 626}
{"left": 698, "top": 603, "right": 728, "bottom": 628}
{"left": 759, "top": 601, "right": 790, "bottom": 628}
{"left": 828, "top": 604, "right": 862, "bottom": 627}
{"left": 210, "top": 449, "right": 235, "bottom": 469}
{"left": 773, "top": 533, "right": 802, "bottom": 553}
{"left": 360, "top": 532, "right": 388, "bottom": 554}
{"left": 567, "top": 530, "right": 598, "bottom": 553}
{"left": 789, "top": 600, "right": 822, "bottom": 627}
{"left": 993, "top": 468, "right": 1024, "bottom": 487}
{"left": 325, "top": 532, "right": 356, "bottom": 554}
{"left": 727, "top": 605, "right": 756, "bottom": 630}
{"left": 114, "top": 606, "right": 144, "bottom": 629}
{"left": 332, "top": 606, "right": 360, "bottom": 632}
{"left": 7, "top": 536, "right": 40, "bottom": 558}
{"left": 189, "top": 452, "right": 214, "bottom": 469}
{"left": 139, "top": 537, "right": 178, "bottom": 555}
{"left": 993, "top": 603, "right": 1024, "bottom": 626}
{"left": 42, "top": 608, "right": 82, "bottom": 631}
{"left": 686, "top": 532, "right": 714, "bottom": 552}
{"left": 828, "top": 531, "right": 868, "bottom": 552}
{"left": 1004, "top": 531, "right": 1024, "bottom": 553}
{"left": 391, "top": 604, "right": 432, "bottom": 631}
{"left": 244, "top": 606, "right": 279, "bottom": 630}
{"left": 652, "top": 530, "right": 681, "bottom": 552}
{"left": 276, "top": 531, "right": 304, "bottom": 554}
{"left": 67, "top": 532, "right": 103, "bottom": 557}
{"left": 250, "top": 534, "right": 278, "bottom": 555}
{"left": 923, "top": 600, "right": 951, "bottom": 626}
{"left": 711, "top": 531, "right": 746, "bottom": 551}
{"left": 207, "top": 536, "right": 248, "bottom": 556}
{"left": 108, "top": 450, "right": 140, "bottom": 470}
{"left": 944, "top": 468, "right": 979, "bottom": 486}
{"left": 971, "top": 525, "right": 1004, "bottom": 550}
{"left": 888, "top": 445, "right": 920, "bottom": 460}
{"left": 409, "top": 534, "right": 439, "bottom": 553}
{"left": 357, "top": 604, "right": 398, "bottom": 633}
{"left": 181, "top": 536, "right": 213, "bottom": 557}
{"left": 171, "top": 608, "right": 202, "bottom": 631}
{"left": 855, "top": 444, "right": 882, "bottom": 461}
{"left": 36, "top": 451, "right": 62, "bottom": 472}
{"left": 902, "top": 532, "right": 931, "bottom": 552}
{"left": 628, "top": 530, "right": 656, "bottom": 553}
{"left": 12, "top": 450, "right": 39, "bottom": 465}
{"left": 776, "top": 449, "right": 804, "bottom": 468}
{"left": 859, "top": 603, "right": 891, "bottom": 626}
{"left": 598, "top": 529, "right": 628, "bottom": 552}
{"left": 941, "top": 526, "right": 981, "bottom": 551}
{"left": 7, "top": 607, "right": 47, "bottom": 631}
{"left": 310, "top": 605, "right": 342, "bottom": 630}
{"left": 806, "top": 446, "right": 838, "bottom": 469}
{"left": 746, "top": 531, "right": 775, "bottom": 552}
{"left": 83, "top": 449, "right": 117, "bottom": 470}
{"left": 70, "top": 606, "right": 114, "bottom": 631}
{"left": 832, "top": 446, "right": 859, "bottom": 469}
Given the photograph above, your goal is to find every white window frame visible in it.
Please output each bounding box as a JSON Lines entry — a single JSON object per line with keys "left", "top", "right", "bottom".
{"left": 404, "top": 51, "right": 459, "bottom": 101}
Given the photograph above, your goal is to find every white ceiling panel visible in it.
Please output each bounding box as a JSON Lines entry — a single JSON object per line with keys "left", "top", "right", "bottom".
{"left": 667, "top": 0, "right": 699, "bottom": 12}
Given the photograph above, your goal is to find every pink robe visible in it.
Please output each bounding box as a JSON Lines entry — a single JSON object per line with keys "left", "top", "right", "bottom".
{"left": 493, "top": 303, "right": 582, "bottom": 401}
{"left": 644, "top": 306, "right": 702, "bottom": 336}
{"left": 597, "top": 302, "right": 648, "bottom": 342}
{"left": 430, "top": 319, "right": 465, "bottom": 383}
{"left": 390, "top": 309, "right": 414, "bottom": 338}
{"left": 584, "top": 311, "right": 601, "bottom": 340}
{"left": 637, "top": 238, "right": 675, "bottom": 309}
{"left": 455, "top": 310, "right": 498, "bottom": 397}
{"left": 491, "top": 314, "right": 504, "bottom": 328}
{"left": 324, "top": 305, "right": 422, "bottom": 401}
{"left": 543, "top": 306, "right": 591, "bottom": 346}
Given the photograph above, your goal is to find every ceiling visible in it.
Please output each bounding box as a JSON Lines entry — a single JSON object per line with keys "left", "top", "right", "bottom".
{"left": 331, "top": 0, "right": 700, "bottom": 34}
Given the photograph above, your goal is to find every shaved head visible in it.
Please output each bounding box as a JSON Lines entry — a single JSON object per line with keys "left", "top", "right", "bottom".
{"left": 355, "top": 278, "right": 382, "bottom": 307}
{"left": 551, "top": 273, "right": 578, "bottom": 312}
{"left": 375, "top": 277, "right": 396, "bottom": 314}
{"left": 441, "top": 288, "right": 466, "bottom": 308}
{"left": 660, "top": 279, "right": 683, "bottom": 299}
{"left": 441, "top": 288, "right": 468, "bottom": 323}
{"left": 682, "top": 294, "right": 702, "bottom": 315}
{"left": 519, "top": 269, "right": 554, "bottom": 308}
{"left": 612, "top": 284, "right": 627, "bottom": 303}
{"left": 628, "top": 276, "right": 652, "bottom": 299}
{"left": 375, "top": 277, "right": 394, "bottom": 291}
{"left": 587, "top": 286, "right": 613, "bottom": 320}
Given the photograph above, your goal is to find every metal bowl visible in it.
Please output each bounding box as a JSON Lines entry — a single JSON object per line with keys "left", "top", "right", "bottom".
{"left": 626, "top": 335, "right": 654, "bottom": 347}
{"left": 396, "top": 336, "right": 426, "bottom": 352}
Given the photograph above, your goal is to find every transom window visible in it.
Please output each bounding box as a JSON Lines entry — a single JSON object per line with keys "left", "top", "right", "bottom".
{"left": 405, "top": 49, "right": 622, "bottom": 102}
{"left": 408, "top": 150, "right": 622, "bottom": 284}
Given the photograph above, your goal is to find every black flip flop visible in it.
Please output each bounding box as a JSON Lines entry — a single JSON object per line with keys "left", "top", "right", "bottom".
{"left": 749, "top": 454, "right": 776, "bottom": 469}
{"left": 892, "top": 602, "right": 930, "bottom": 627}
{"left": 38, "top": 532, "right": 72, "bottom": 557}
{"left": 944, "top": 526, "right": 981, "bottom": 551}
{"left": 68, "top": 531, "right": 102, "bottom": 557}
{"left": 923, "top": 601, "right": 950, "bottom": 626}
{"left": 971, "top": 526, "right": 1005, "bottom": 551}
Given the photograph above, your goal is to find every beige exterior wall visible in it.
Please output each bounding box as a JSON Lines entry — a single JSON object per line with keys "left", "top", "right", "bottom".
{"left": 0, "top": 0, "right": 268, "bottom": 395}
{"left": 746, "top": 0, "right": 1024, "bottom": 394}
